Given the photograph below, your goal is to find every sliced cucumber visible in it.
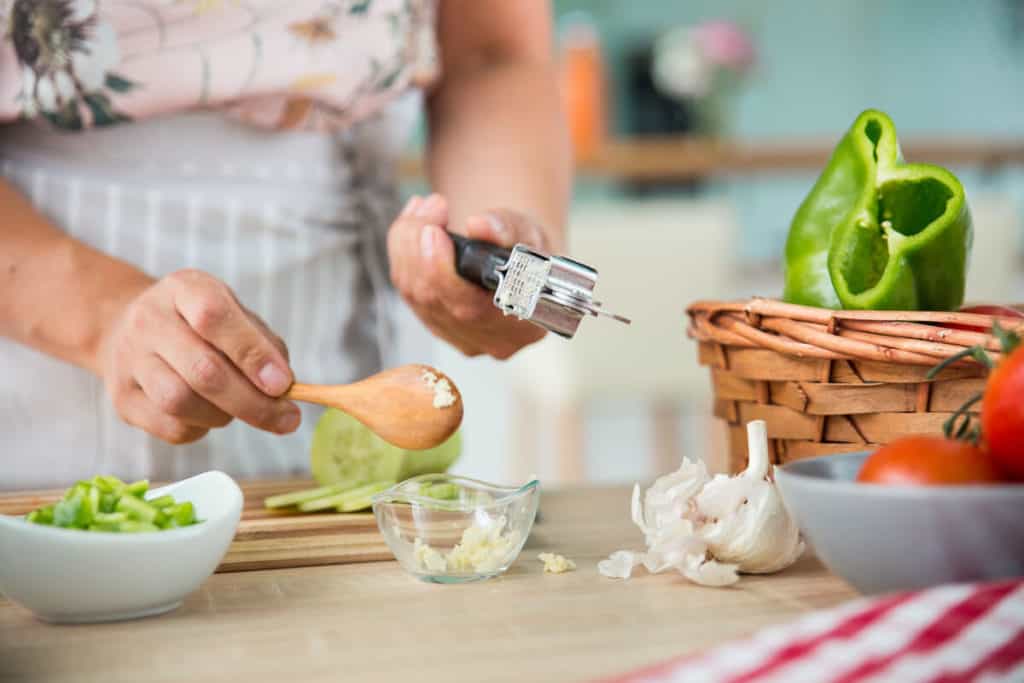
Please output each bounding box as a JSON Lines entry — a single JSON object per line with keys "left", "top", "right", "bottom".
{"left": 335, "top": 481, "right": 397, "bottom": 512}
{"left": 264, "top": 483, "right": 361, "bottom": 510}
{"left": 298, "top": 481, "right": 395, "bottom": 513}
{"left": 420, "top": 482, "right": 460, "bottom": 500}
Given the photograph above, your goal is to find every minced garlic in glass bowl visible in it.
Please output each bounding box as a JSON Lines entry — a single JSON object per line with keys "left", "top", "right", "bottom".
{"left": 372, "top": 474, "right": 540, "bottom": 583}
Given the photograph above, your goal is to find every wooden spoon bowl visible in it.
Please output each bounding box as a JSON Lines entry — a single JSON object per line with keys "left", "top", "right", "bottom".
{"left": 285, "top": 364, "right": 463, "bottom": 450}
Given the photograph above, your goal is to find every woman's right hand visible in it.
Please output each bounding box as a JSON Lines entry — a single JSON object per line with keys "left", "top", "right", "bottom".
{"left": 98, "top": 269, "right": 301, "bottom": 445}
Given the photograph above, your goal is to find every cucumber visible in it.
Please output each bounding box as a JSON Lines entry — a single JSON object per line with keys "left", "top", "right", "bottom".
{"left": 335, "top": 481, "right": 397, "bottom": 512}
{"left": 310, "top": 408, "right": 462, "bottom": 487}
{"left": 264, "top": 483, "right": 359, "bottom": 510}
{"left": 420, "top": 482, "right": 460, "bottom": 500}
{"left": 298, "top": 481, "right": 395, "bottom": 513}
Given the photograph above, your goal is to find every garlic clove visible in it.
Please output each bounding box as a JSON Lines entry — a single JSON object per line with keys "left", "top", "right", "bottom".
{"left": 701, "top": 483, "right": 803, "bottom": 573}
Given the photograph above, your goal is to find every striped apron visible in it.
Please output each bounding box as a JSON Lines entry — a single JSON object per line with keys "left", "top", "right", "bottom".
{"left": 0, "top": 98, "right": 418, "bottom": 490}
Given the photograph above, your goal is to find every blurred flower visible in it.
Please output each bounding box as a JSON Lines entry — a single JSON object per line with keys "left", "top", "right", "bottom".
{"left": 651, "top": 26, "right": 712, "bottom": 99}
{"left": 651, "top": 20, "right": 756, "bottom": 102}
{"left": 651, "top": 25, "right": 708, "bottom": 98}
{"left": 651, "top": 19, "right": 756, "bottom": 135}
{"left": 692, "top": 20, "right": 756, "bottom": 72}
{"left": 10, "top": 0, "right": 119, "bottom": 116}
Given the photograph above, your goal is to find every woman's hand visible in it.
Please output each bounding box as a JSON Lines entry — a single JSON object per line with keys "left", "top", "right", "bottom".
{"left": 98, "top": 269, "right": 301, "bottom": 445}
{"left": 387, "top": 194, "right": 547, "bottom": 359}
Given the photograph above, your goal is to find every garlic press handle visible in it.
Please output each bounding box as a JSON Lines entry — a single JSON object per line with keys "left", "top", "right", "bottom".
{"left": 448, "top": 231, "right": 511, "bottom": 292}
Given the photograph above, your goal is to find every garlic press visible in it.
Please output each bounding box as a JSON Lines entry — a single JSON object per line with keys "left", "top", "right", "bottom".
{"left": 448, "top": 232, "right": 630, "bottom": 339}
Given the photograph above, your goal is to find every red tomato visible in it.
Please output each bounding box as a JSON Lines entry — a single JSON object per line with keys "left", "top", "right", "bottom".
{"left": 944, "top": 305, "right": 1024, "bottom": 333}
{"left": 856, "top": 435, "right": 1003, "bottom": 486}
{"left": 981, "top": 344, "right": 1024, "bottom": 480}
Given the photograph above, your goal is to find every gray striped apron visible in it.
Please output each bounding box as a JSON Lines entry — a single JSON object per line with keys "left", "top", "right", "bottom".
{"left": 0, "top": 101, "right": 416, "bottom": 490}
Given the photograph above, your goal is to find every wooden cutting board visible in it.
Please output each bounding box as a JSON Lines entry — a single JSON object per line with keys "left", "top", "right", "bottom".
{"left": 0, "top": 479, "right": 392, "bottom": 573}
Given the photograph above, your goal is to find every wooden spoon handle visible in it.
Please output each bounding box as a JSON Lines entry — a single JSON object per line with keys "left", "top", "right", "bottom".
{"left": 285, "top": 382, "right": 342, "bottom": 406}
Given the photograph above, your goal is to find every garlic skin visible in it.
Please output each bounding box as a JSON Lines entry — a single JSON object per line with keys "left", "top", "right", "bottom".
{"left": 598, "top": 420, "right": 803, "bottom": 587}
{"left": 597, "top": 550, "right": 642, "bottom": 579}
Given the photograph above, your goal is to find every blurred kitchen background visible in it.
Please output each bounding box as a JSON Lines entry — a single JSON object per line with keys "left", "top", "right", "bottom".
{"left": 393, "top": 0, "right": 1024, "bottom": 486}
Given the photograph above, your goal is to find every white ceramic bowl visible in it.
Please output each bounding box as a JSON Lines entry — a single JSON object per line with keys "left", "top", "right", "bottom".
{"left": 0, "top": 470, "right": 242, "bottom": 623}
{"left": 776, "top": 452, "right": 1024, "bottom": 595}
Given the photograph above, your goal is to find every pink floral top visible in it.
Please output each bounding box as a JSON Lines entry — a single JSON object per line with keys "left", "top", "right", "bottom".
{"left": 0, "top": 0, "right": 439, "bottom": 132}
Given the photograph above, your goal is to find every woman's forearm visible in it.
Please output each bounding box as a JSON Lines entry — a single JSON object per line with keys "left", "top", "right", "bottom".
{"left": 0, "top": 180, "right": 152, "bottom": 375}
{"left": 426, "top": 59, "right": 571, "bottom": 250}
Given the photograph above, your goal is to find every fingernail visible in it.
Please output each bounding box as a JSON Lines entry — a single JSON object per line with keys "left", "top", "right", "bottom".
{"left": 420, "top": 224, "right": 437, "bottom": 260}
{"left": 417, "top": 194, "right": 442, "bottom": 217}
{"left": 402, "top": 196, "right": 420, "bottom": 217}
{"left": 258, "top": 363, "right": 291, "bottom": 396}
{"left": 276, "top": 408, "right": 301, "bottom": 433}
{"left": 484, "top": 213, "right": 507, "bottom": 237}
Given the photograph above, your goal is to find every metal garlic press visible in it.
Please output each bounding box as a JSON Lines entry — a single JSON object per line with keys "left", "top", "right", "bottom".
{"left": 448, "top": 232, "right": 630, "bottom": 339}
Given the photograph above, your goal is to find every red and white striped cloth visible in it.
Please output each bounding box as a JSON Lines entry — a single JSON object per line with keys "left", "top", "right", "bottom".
{"left": 598, "top": 580, "right": 1024, "bottom": 683}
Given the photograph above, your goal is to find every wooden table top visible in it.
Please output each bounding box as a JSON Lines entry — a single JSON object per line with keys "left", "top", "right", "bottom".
{"left": 0, "top": 486, "right": 858, "bottom": 683}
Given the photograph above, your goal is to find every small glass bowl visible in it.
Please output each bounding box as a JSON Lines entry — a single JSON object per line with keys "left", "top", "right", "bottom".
{"left": 371, "top": 474, "right": 540, "bottom": 584}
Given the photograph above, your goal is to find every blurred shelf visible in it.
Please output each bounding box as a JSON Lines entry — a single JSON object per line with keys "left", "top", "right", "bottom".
{"left": 399, "top": 136, "right": 1024, "bottom": 182}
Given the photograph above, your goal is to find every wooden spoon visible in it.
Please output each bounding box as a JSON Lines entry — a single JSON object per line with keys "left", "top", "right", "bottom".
{"left": 284, "top": 364, "right": 464, "bottom": 450}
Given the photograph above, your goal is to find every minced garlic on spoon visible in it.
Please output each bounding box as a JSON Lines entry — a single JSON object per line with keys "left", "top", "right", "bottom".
{"left": 421, "top": 370, "right": 457, "bottom": 409}
{"left": 598, "top": 420, "right": 803, "bottom": 587}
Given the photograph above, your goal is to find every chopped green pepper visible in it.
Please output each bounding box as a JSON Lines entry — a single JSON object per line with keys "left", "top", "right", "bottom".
{"left": 23, "top": 475, "right": 201, "bottom": 532}
{"left": 125, "top": 480, "right": 149, "bottom": 498}
{"left": 147, "top": 495, "right": 176, "bottom": 509}
{"left": 53, "top": 496, "right": 86, "bottom": 527}
{"left": 26, "top": 505, "right": 54, "bottom": 525}
{"left": 783, "top": 109, "right": 972, "bottom": 311}
{"left": 116, "top": 494, "right": 159, "bottom": 523}
{"left": 168, "top": 502, "right": 196, "bottom": 527}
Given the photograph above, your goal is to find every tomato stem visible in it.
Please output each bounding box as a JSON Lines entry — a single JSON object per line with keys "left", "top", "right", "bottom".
{"left": 928, "top": 322, "right": 1020, "bottom": 450}
{"left": 927, "top": 346, "right": 993, "bottom": 380}
{"left": 942, "top": 393, "right": 983, "bottom": 445}
{"left": 993, "top": 321, "right": 1021, "bottom": 356}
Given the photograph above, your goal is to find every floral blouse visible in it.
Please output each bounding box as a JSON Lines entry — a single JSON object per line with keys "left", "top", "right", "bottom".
{"left": 0, "top": 0, "right": 439, "bottom": 132}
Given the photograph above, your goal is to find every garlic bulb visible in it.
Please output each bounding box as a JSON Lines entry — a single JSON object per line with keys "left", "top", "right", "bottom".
{"left": 598, "top": 420, "right": 803, "bottom": 587}
{"left": 695, "top": 421, "right": 804, "bottom": 574}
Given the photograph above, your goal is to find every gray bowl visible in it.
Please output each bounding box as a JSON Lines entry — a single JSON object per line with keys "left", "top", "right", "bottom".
{"left": 775, "top": 452, "right": 1024, "bottom": 595}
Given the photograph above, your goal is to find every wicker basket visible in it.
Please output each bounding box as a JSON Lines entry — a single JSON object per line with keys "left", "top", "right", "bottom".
{"left": 686, "top": 298, "right": 1022, "bottom": 474}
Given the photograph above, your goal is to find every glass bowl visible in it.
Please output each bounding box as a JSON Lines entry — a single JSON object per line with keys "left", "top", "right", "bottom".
{"left": 371, "top": 474, "right": 540, "bottom": 583}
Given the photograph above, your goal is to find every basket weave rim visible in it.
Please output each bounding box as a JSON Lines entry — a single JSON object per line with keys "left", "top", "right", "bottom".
{"left": 686, "top": 297, "right": 1022, "bottom": 366}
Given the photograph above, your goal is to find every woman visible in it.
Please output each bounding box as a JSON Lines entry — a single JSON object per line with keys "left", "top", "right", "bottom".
{"left": 0, "top": 0, "right": 569, "bottom": 489}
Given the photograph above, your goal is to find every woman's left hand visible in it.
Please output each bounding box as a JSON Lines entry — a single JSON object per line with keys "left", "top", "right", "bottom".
{"left": 387, "top": 193, "right": 548, "bottom": 359}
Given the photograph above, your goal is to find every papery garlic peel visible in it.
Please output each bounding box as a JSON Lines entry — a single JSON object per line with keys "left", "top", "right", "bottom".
{"left": 599, "top": 420, "right": 803, "bottom": 587}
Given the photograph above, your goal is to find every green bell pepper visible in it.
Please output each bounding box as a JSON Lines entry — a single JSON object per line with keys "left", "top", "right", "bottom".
{"left": 24, "top": 475, "right": 201, "bottom": 532}
{"left": 783, "top": 109, "right": 972, "bottom": 311}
